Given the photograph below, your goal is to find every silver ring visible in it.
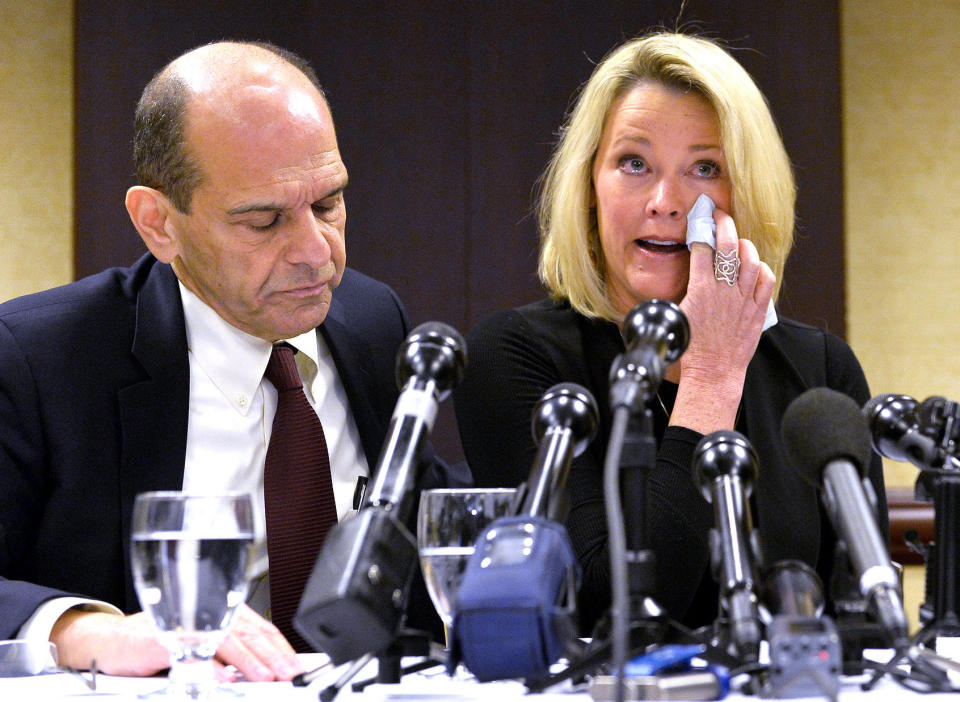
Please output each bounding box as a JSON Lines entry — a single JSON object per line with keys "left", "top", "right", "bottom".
{"left": 714, "top": 248, "right": 740, "bottom": 286}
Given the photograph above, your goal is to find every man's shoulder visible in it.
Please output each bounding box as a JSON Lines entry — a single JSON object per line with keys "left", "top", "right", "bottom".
{"left": 0, "top": 254, "right": 167, "bottom": 342}
{"left": 0, "top": 255, "right": 158, "bottom": 317}
{"left": 335, "top": 267, "right": 399, "bottom": 303}
{"left": 329, "top": 267, "right": 405, "bottom": 324}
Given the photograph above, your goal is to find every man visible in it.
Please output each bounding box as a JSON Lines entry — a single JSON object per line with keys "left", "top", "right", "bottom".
{"left": 0, "top": 42, "right": 449, "bottom": 680}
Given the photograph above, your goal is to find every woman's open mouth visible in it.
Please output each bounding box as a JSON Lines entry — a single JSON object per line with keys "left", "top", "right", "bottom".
{"left": 635, "top": 238, "right": 687, "bottom": 254}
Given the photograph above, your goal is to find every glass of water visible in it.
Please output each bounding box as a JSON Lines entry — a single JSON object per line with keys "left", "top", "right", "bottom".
{"left": 131, "top": 491, "right": 254, "bottom": 699}
{"left": 417, "top": 488, "right": 517, "bottom": 648}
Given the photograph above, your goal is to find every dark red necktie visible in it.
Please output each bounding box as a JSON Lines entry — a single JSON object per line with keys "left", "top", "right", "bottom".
{"left": 263, "top": 344, "right": 337, "bottom": 652}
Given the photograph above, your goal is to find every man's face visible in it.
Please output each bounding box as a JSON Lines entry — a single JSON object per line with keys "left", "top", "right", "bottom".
{"left": 166, "top": 77, "right": 347, "bottom": 342}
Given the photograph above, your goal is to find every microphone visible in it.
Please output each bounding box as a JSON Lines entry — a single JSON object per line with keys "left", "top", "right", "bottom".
{"left": 610, "top": 299, "right": 690, "bottom": 411}
{"left": 361, "top": 322, "right": 466, "bottom": 516}
{"left": 916, "top": 395, "right": 960, "bottom": 451}
{"left": 294, "top": 322, "right": 466, "bottom": 664}
{"left": 862, "top": 393, "right": 944, "bottom": 470}
{"left": 693, "top": 430, "right": 763, "bottom": 662}
{"left": 520, "top": 382, "right": 600, "bottom": 519}
{"left": 454, "top": 383, "right": 599, "bottom": 682}
{"left": 781, "top": 387, "right": 909, "bottom": 647}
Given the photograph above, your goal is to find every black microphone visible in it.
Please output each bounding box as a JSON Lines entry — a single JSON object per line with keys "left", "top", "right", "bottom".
{"left": 781, "top": 387, "right": 909, "bottom": 647}
{"left": 294, "top": 322, "right": 466, "bottom": 664}
{"left": 521, "top": 383, "right": 600, "bottom": 519}
{"left": 361, "top": 322, "right": 466, "bottom": 516}
{"left": 862, "top": 393, "right": 944, "bottom": 470}
{"left": 455, "top": 383, "right": 598, "bottom": 682}
{"left": 610, "top": 299, "right": 690, "bottom": 411}
{"left": 693, "top": 430, "right": 763, "bottom": 662}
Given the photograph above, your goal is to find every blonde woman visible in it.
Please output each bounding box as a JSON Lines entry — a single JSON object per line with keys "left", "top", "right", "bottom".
{"left": 454, "top": 33, "right": 886, "bottom": 634}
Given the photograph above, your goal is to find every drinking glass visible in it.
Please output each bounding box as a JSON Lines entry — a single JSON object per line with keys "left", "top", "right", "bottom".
{"left": 417, "top": 488, "right": 518, "bottom": 647}
{"left": 130, "top": 491, "right": 254, "bottom": 700}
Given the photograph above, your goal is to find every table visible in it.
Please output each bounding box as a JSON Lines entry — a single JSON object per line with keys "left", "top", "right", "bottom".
{"left": 1, "top": 652, "right": 957, "bottom": 701}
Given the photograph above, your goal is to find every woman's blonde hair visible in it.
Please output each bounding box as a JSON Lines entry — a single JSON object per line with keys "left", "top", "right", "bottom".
{"left": 537, "top": 32, "right": 795, "bottom": 321}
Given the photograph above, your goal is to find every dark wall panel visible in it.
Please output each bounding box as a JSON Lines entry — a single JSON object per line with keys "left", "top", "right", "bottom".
{"left": 74, "top": 0, "right": 843, "bottom": 463}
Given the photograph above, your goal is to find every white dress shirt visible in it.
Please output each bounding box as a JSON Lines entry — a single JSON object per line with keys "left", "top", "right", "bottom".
{"left": 19, "top": 283, "right": 370, "bottom": 645}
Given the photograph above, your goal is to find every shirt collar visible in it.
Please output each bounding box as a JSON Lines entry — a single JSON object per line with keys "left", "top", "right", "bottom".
{"left": 178, "top": 283, "right": 320, "bottom": 414}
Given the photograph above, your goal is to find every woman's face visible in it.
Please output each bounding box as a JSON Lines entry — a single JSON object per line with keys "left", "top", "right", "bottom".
{"left": 591, "top": 82, "right": 732, "bottom": 315}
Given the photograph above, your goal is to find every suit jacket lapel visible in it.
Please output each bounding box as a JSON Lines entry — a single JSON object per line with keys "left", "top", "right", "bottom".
{"left": 319, "top": 296, "right": 386, "bottom": 470}
{"left": 117, "top": 260, "right": 190, "bottom": 610}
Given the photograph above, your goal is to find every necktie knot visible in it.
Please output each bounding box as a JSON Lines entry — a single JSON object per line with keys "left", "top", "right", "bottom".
{"left": 265, "top": 344, "right": 302, "bottom": 392}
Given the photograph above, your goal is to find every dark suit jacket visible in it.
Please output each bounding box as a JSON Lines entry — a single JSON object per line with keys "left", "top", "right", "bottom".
{"left": 0, "top": 254, "right": 447, "bottom": 637}
{"left": 454, "top": 297, "right": 888, "bottom": 634}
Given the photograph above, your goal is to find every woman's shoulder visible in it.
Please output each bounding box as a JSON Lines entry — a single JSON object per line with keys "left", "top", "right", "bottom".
{"left": 764, "top": 316, "right": 857, "bottom": 360}
{"left": 467, "top": 297, "right": 580, "bottom": 343}
{"left": 759, "top": 315, "right": 868, "bottom": 398}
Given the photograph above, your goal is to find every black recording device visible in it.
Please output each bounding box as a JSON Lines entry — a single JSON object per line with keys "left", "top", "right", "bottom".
{"left": 756, "top": 559, "right": 842, "bottom": 698}
{"left": 294, "top": 322, "right": 466, "bottom": 664}
{"left": 692, "top": 430, "right": 764, "bottom": 663}
{"left": 781, "top": 387, "right": 909, "bottom": 649}
{"left": 766, "top": 615, "right": 842, "bottom": 699}
{"left": 454, "top": 383, "right": 598, "bottom": 682}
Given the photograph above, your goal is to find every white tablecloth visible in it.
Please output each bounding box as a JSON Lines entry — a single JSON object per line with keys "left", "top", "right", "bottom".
{"left": 1, "top": 652, "right": 957, "bottom": 702}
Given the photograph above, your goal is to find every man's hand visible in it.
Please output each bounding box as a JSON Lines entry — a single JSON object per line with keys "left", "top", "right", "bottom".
{"left": 214, "top": 604, "right": 303, "bottom": 681}
{"left": 50, "top": 604, "right": 303, "bottom": 681}
{"left": 50, "top": 609, "right": 169, "bottom": 677}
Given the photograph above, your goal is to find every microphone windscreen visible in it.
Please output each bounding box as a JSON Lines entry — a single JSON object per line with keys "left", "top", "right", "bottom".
{"left": 781, "top": 387, "right": 874, "bottom": 486}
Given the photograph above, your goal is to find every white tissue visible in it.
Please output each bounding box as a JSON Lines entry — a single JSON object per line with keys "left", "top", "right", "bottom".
{"left": 685, "top": 193, "right": 778, "bottom": 331}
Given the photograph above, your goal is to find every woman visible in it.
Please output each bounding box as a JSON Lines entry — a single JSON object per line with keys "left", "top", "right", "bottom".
{"left": 453, "top": 33, "right": 887, "bottom": 635}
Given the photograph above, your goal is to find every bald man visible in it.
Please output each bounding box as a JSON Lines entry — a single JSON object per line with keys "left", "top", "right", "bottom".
{"left": 0, "top": 42, "right": 452, "bottom": 680}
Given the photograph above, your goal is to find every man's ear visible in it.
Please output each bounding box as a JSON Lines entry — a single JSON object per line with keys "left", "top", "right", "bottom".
{"left": 125, "top": 186, "right": 180, "bottom": 263}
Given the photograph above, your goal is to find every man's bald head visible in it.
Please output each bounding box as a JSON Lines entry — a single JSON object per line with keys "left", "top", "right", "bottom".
{"left": 133, "top": 41, "right": 326, "bottom": 213}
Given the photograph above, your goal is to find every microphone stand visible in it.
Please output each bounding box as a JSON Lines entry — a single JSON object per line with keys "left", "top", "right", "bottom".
{"left": 342, "top": 634, "right": 447, "bottom": 697}
{"left": 910, "top": 397, "right": 960, "bottom": 648}
{"left": 605, "top": 406, "right": 668, "bottom": 648}
{"left": 826, "top": 539, "right": 890, "bottom": 666}
{"left": 914, "top": 468, "right": 960, "bottom": 647}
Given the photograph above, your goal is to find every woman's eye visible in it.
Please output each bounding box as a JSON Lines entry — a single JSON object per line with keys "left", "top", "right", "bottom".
{"left": 693, "top": 160, "right": 722, "bottom": 178}
{"left": 619, "top": 157, "right": 647, "bottom": 174}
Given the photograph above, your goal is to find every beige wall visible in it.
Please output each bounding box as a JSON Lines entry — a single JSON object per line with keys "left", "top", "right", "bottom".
{"left": 842, "top": 0, "right": 960, "bottom": 631}
{"left": 843, "top": 0, "right": 960, "bottom": 489}
{"left": 0, "top": 1, "right": 73, "bottom": 302}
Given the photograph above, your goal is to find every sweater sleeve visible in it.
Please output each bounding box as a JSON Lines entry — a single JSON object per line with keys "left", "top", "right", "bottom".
{"left": 454, "top": 309, "right": 562, "bottom": 489}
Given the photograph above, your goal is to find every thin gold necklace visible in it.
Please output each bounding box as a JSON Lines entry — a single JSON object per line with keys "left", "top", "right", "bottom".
{"left": 656, "top": 391, "right": 670, "bottom": 421}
